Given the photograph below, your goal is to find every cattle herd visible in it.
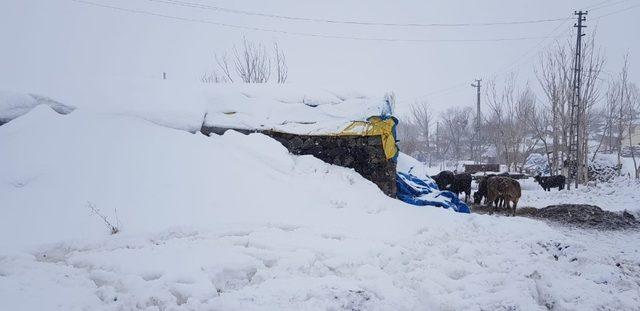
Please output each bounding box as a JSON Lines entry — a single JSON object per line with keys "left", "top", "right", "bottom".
{"left": 431, "top": 170, "right": 567, "bottom": 216}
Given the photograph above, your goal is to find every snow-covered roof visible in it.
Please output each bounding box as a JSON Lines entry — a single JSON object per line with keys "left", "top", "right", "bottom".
{"left": 202, "top": 85, "right": 394, "bottom": 135}
{"left": 0, "top": 78, "right": 394, "bottom": 135}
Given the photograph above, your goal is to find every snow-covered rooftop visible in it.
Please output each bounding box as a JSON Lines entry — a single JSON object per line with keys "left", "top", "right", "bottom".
{"left": 0, "top": 78, "right": 394, "bottom": 135}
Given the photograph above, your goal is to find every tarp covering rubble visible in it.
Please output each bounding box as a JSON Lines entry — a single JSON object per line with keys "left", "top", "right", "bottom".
{"left": 396, "top": 153, "right": 470, "bottom": 213}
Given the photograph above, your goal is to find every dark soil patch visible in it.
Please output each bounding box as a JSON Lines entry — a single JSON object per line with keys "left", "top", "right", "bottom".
{"left": 472, "top": 204, "right": 640, "bottom": 230}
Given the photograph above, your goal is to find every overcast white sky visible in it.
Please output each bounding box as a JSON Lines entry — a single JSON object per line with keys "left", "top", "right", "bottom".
{"left": 1, "top": 0, "right": 639, "bottom": 116}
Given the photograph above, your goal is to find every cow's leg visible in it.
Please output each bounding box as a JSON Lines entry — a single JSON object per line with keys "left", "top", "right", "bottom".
{"left": 512, "top": 198, "right": 519, "bottom": 216}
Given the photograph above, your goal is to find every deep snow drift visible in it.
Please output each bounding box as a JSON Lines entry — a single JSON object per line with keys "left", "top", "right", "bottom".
{"left": 1, "top": 106, "right": 640, "bottom": 310}
{"left": 0, "top": 78, "right": 392, "bottom": 135}
{"left": 0, "top": 91, "right": 73, "bottom": 124}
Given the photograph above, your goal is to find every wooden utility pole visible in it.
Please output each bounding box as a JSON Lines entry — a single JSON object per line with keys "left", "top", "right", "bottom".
{"left": 471, "top": 79, "right": 482, "bottom": 164}
{"left": 567, "top": 10, "right": 587, "bottom": 189}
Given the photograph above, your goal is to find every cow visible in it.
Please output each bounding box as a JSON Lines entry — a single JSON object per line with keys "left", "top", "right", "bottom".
{"left": 451, "top": 173, "right": 472, "bottom": 202}
{"left": 473, "top": 174, "right": 503, "bottom": 206}
{"left": 534, "top": 174, "right": 566, "bottom": 191}
{"left": 431, "top": 170, "right": 455, "bottom": 191}
{"left": 486, "top": 176, "right": 521, "bottom": 216}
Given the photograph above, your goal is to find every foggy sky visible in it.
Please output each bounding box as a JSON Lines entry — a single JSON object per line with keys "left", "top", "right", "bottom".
{"left": 1, "top": 0, "right": 639, "bottom": 116}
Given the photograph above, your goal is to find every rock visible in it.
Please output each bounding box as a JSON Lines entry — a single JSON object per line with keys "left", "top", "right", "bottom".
{"left": 289, "top": 136, "right": 304, "bottom": 149}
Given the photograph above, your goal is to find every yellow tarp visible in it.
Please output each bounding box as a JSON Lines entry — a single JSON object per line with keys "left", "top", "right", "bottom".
{"left": 337, "top": 116, "right": 398, "bottom": 160}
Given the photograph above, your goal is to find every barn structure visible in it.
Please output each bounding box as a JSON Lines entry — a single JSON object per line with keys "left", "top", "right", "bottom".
{"left": 198, "top": 86, "right": 400, "bottom": 197}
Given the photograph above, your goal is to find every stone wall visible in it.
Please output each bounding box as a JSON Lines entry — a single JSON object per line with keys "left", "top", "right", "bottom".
{"left": 201, "top": 126, "right": 397, "bottom": 197}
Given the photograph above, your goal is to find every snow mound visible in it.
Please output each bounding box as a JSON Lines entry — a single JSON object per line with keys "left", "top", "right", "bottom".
{"left": 0, "top": 105, "right": 407, "bottom": 250}
{"left": 396, "top": 152, "right": 439, "bottom": 178}
{"left": 0, "top": 91, "right": 73, "bottom": 124}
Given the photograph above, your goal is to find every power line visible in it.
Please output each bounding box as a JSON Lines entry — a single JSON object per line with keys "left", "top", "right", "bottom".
{"left": 587, "top": 0, "right": 639, "bottom": 11}
{"left": 418, "top": 1, "right": 639, "bottom": 102}
{"left": 145, "top": 0, "right": 573, "bottom": 28}
{"left": 70, "top": 0, "right": 572, "bottom": 43}
{"left": 419, "top": 18, "right": 573, "bottom": 100}
{"left": 420, "top": 82, "right": 469, "bottom": 98}
{"left": 584, "top": 0, "right": 617, "bottom": 10}
{"left": 592, "top": 3, "right": 640, "bottom": 19}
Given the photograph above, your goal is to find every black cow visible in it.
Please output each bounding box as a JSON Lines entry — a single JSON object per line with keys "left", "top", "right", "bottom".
{"left": 534, "top": 174, "right": 566, "bottom": 191}
{"left": 451, "top": 173, "right": 472, "bottom": 202}
{"left": 431, "top": 170, "right": 455, "bottom": 191}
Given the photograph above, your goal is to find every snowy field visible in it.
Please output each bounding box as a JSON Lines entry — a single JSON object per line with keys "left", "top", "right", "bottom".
{"left": 1, "top": 105, "right": 640, "bottom": 310}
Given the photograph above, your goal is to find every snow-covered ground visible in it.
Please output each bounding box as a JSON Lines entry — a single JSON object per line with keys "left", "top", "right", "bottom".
{"left": 519, "top": 177, "right": 640, "bottom": 216}
{"left": 1, "top": 105, "right": 640, "bottom": 310}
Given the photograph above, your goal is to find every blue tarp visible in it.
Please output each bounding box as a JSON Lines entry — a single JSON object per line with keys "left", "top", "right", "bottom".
{"left": 396, "top": 171, "right": 470, "bottom": 214}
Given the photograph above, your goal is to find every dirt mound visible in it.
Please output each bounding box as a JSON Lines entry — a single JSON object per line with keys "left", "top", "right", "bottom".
{"left": 471, "top": 204, "right": 639, "bottom": 230}
{"left": 526, "top": 204, "right": 640, "bottom": 230}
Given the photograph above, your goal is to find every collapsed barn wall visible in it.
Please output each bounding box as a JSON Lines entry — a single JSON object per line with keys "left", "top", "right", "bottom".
{"left": 201, "top": 126, "right": 397, "bottom": 197}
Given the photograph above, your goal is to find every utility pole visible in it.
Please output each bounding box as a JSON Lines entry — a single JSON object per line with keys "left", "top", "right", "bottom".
{"left": 437, "top": 121, "right": 444, "bottom": 171}
{"left": 567, "top": 10, "right": 587, "bottom": 190}
{"left": 471, "top": 79, "right": 482, "bottom": 164}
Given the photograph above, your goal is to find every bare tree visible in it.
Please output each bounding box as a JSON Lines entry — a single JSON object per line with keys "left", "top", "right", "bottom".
{"left": 576, "top": 34, "right": 605, "bottom": 183}
{"left": 215, "top": 53, "right": 235, "bottom": 82}
{"left": 203, "top": 38, "right": 288, "bottom": 84}
{"left": 273, "top": 42, "right": 288, "bottom": 84}
{"left": 527, "top": 103, "right": 554, "bottom": 173}
{"left": 627, "top": 83, "right": 640, "bottom": 178}
{"left": 410, "top": 101, "right": 432, "bottom": 149}
{"left": 601, "top": 84, "right": 620, "bottom": 154}
{"left": 536, "top": 42, "right": 572, "bottom": 174}
{"left": 396, "top": 120, "right": 420, "bottom": 159}
{"left": 485, "top": 74, "right": 539, "bottom": 171}
{"left": 608, "top": 54, "right": 640, "bottom": 178}
{"left": 535, "top": 33, "right": 604, "bottom": 182}
{"left": 231, "top": 37, "right": 271, "bottom": 83}
{"left": 440, "top": 106, "right": 473, "bottom": 163}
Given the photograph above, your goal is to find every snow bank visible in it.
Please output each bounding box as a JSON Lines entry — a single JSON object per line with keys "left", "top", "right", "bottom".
{"left": 0, "top": 105, "right": 404, "bottom": 250}
{"left": 396, "top": 152, "right": 437, "bottom": 178}
{"left": 0, "top": 91, "right": 73, "bottom": 124}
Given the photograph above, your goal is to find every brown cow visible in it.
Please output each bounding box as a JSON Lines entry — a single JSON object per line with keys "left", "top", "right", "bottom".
{"left": 486, "top": 177, "right": 521, "bottom": 216}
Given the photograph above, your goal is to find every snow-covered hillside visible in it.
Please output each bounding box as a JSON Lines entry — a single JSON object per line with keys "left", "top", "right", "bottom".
{"left": 1, "top": 105, "right": 639, "bottom": 310}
